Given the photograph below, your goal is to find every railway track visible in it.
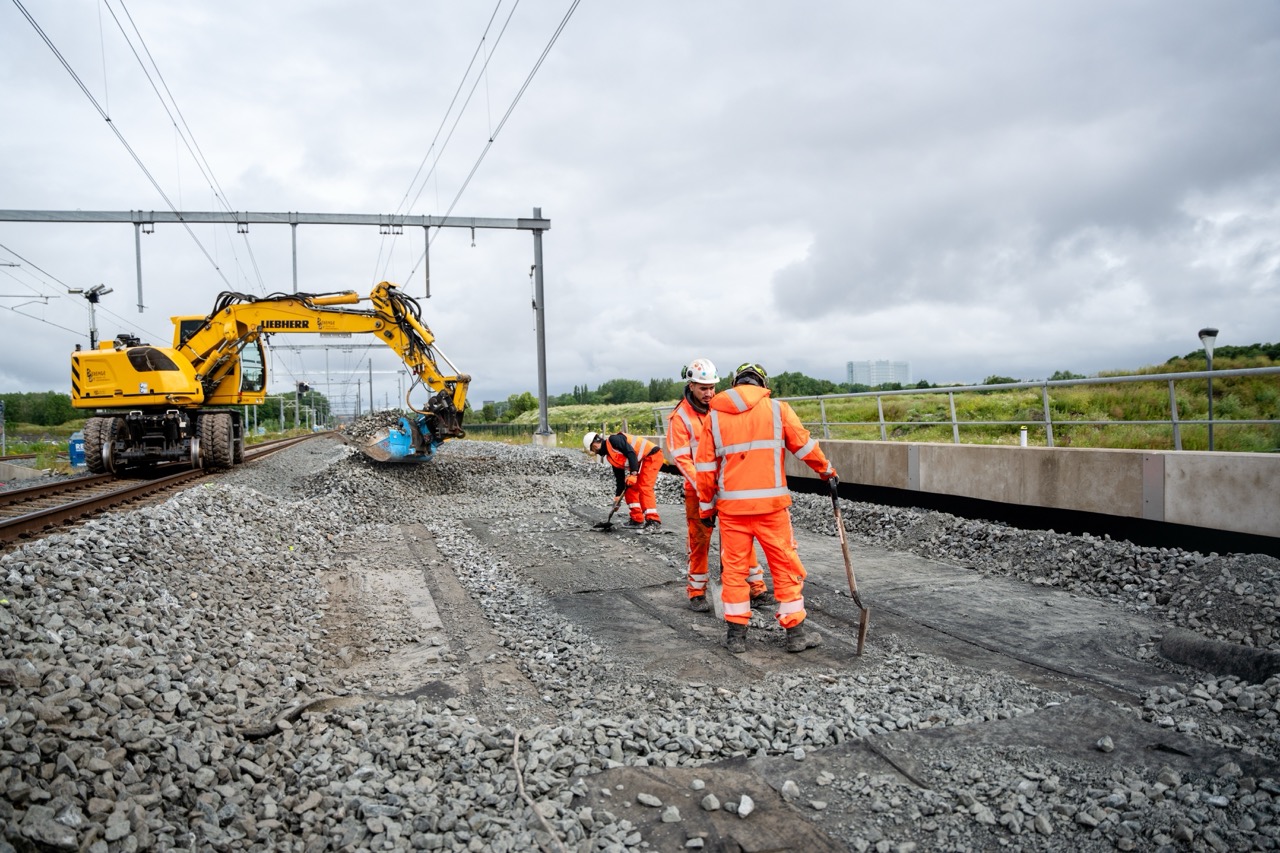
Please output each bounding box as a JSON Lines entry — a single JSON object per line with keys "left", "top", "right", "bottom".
{"left": 0, "top": 434, "right": 318, "bottom": 548}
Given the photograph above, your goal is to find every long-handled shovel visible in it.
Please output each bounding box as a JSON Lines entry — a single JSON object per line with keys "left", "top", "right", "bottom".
{"left": 592, "top": 495, "right": 624, "bottom": 531}
{"left": 831, "top": 483, "right": 869, "bottom": 655}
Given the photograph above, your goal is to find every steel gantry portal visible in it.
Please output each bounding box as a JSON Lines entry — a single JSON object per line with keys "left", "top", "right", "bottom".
{"left": 0, "top": 207, "right": 555, "bottom": 438}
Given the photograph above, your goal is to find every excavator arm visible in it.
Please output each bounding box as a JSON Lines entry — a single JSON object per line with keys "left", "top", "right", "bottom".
{"left": 176, "top": 282, "right": 470, "bottom": 433}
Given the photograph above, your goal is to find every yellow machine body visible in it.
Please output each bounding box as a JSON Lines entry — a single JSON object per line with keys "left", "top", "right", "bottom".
{"left": 69, "top": 282, "right": 470, "bottom": 473}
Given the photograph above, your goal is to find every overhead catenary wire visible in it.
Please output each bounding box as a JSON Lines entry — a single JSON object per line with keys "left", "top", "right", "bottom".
{"left": 0, "top": 302, "right": 85, "bottom": 338}
{"left": 0, "top": 241, "right": 167, "bottom": 345}
{"left": 401, "top": 0, "right": 581, "bottom": 284}
{"left": 11, "top": 0, "right": 236, "bottom": 292}
{"left": 104, "top": 0, "right": 268, "bottom": 295}
{"left": 373, "top": 0, "right": 519, "bottom": 284}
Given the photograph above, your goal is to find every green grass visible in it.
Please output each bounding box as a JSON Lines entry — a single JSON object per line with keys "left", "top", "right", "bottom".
{"left": 489, "top": 356, "right": 1279, "bottom": 452}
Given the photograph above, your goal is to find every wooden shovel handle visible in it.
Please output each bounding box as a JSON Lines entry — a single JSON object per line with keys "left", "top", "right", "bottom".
{"left": 832, "top": 495, "right": 870, "bottom": 656}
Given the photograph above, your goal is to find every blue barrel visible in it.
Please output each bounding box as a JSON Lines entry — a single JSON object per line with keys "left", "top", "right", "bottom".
{"left": 69, "top": 431, "right": 86, "bottom": 467}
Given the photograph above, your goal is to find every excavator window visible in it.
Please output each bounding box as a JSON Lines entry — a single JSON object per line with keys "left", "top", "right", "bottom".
{"left": 126, "top": 347, "right": 181, "bottom": 373}
{"left": 239, "top": 341, "right": 266, "bottom": 392}
{"left": 175, "top": 319, "right": 205, "bottom": 348}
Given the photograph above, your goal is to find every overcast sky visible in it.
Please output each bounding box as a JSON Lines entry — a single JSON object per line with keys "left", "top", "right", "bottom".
{"left": 2, "top": 1, "right": 1278, "bottom": 413}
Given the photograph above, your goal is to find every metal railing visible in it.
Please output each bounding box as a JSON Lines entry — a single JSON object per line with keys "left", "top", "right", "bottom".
{"left": 652, "top": 366, "right": 1280, "bottom": 451}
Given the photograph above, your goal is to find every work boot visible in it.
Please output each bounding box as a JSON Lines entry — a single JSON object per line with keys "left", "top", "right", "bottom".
{"left": 688, "top": 595, "right": 711, "bottom": 613}
{"left": 785, "top": 623, "right": 822, "bottom": 653}
{"left": 644, "top": 519, "right": 662, "bottom": 530}
{"left": 750, "top": 589, "right": 777, "bottom": 608}
{"left": 623, "top": 519, "right": 645, "bottom": 529}
{"left": 725, "top": 622, "right": 748, "bottom": 654}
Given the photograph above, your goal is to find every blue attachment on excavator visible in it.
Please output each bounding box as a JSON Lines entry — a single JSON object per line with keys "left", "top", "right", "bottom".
{"left": 360, "top": 415, "right": 440, "bottom": 462}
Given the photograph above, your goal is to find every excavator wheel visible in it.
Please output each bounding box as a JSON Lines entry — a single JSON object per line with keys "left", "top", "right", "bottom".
{"left": 83, "top": 417, "right": 107, "bottom": 475}
{"left": 198, "top": 413, "right": 235, "bottom": 469}
{"left": 103, "top": 417, "right": 128, "bottom": 474}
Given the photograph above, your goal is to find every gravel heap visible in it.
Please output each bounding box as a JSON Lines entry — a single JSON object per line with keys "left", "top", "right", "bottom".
{"left": 341, "top": 411, "right": 408, "bottom": 443}
{"left": 805, "top": 500, "right": 1280, "bottom": 651}
{"left": 2, "top": 439, "right": 1277, "bottom": 852}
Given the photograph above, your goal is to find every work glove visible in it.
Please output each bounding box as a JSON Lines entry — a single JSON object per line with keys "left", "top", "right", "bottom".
{"left": 625, "top": 473, "right": 639, "bottom": 487}
{"left": 825, "top": 472, "right": 839, "bottom": 497}
{"left": 700, "top": 512, "right": 716, "bottom": 530}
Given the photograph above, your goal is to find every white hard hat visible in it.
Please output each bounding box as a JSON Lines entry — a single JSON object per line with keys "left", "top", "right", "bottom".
{"left": 682, "top": 357, "right": 720, "bottom": 385}
{"left": 583, "top": 431, "right": 602, "bottom": 451}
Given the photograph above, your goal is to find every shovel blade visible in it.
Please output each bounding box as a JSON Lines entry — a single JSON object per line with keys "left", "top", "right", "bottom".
{"left": 710, "top": 561, "right": 724, "bottom": 620}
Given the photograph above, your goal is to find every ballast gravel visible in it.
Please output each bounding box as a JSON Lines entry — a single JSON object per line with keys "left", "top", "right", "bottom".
{"left": 1, "top": 436, "right": 1278, "bottom": 852}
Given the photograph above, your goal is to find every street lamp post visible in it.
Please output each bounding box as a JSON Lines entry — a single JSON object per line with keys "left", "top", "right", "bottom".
{"left": 1198, "top": 327, "right": 1218, "bottom": 451}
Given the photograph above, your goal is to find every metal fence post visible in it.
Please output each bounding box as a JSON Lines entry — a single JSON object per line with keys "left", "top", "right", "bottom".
{"left": 1169, "top": 379, "right": 1182, "bottom": 451}
{"left": 877, "top": 396, "right": 887, "bottom": 441}
{"left": 819, "top": 399, "right": 830, "bottom": 439}
{"left": 949, "top": 393, "right": 959, "bottom": 444}
{"left": 1041, "top": 384, "right": 1055, "bottom": 448}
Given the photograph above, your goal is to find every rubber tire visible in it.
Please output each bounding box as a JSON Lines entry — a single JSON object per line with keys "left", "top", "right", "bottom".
{"left": 83, "top": 417, "right": 106, "bottom": 474}
{"left": 103, "top": 417, "right": 128, "bottom": 474}
{"left": 199, "top": 413, "right": 234, "bottom": 469}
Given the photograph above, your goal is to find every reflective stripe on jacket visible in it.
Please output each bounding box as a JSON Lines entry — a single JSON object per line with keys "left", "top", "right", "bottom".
{"left": 703, "top": 384, "right": 833, "bottom": 516}
{"left": 665, "top": 397, "right": 718, "bottom": 515}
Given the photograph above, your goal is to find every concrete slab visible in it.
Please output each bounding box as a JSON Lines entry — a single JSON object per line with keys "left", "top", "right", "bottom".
{"left": 0, "top": 460, "right": 48, "bottom": 482}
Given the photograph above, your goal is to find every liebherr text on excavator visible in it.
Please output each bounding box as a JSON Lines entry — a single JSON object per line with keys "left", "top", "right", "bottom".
{"left": 70, "top": 282, "right": 470, "bottom": 474}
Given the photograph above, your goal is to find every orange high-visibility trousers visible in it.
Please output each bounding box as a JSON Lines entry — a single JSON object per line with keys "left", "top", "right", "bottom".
{"left": 719, "top": 508, "right": 807, "bottom": 629}
{"left": 683, "top": 489, "right": 764, "bottom": 599}
{"left": 625, "top": 451, "right": 664, "bottom": 523}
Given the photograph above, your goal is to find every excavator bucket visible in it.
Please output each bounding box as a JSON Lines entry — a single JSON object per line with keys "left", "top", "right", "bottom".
{"left": 345, "top": 415, "right": 437, "bottom": 463}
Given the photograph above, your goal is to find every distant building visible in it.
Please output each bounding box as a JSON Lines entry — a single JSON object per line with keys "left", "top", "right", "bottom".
{"left": 847, "top": 360, "right": 911, "bottom": 386}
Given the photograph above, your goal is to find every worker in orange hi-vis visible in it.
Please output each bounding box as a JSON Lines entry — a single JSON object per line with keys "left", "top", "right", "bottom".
{"left": 584, "top": 430, "right": 664, "bottom": 530}
{"left": 666, "top": 357, "right": 774, "bottom": 613}
{"left": 699, "top": 362, "right": 838, "bottom": 654}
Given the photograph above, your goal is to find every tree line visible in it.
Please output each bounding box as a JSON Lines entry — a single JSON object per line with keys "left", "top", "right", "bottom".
{"left": 7, "top": 342, "right": 1276, "bottom": 427}
{"left": 0, "top": 392, "right": 77, "bottom": 427}
{"left": 479, "top": 341, "right": 1278, "bottom": 423}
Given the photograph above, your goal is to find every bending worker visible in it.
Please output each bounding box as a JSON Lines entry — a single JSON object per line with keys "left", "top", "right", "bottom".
{"left": 699, "top": 362, "right": 837, "bottom": 654}
{"left": 584, "top": 430, "right": 663, "bottom": 530}
{"left": 666, "top": 357, "right": 774, "bottom": 612}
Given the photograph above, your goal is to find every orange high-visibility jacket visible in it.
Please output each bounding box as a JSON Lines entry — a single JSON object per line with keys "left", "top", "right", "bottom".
{"left": 701, "top": 384, "right": 834, "bottom": 516}
{"left": 603, "top": 432, "right": 660, "bottom": 497}
{"left": 603, "top": 432, "right": 658, "bottom": 472}
{"left": 665, "top": 395, "right": 718, "bottom": 516}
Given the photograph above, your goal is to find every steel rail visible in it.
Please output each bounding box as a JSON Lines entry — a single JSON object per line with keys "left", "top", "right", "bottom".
{"left": 0, "top": 434, "right": 318, "bottom": 547}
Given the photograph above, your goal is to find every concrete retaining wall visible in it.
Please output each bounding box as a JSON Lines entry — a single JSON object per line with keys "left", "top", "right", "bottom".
{"left": 0, "top": 460, "right": 47, "bottom": 483}
{"left": 655, "top": 437, "right": 1280, "bottom": 539}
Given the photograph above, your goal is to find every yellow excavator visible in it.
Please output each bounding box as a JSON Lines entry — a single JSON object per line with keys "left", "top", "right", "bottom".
{"left": 70, "top": 281, "right": 469, "bottom": 474}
